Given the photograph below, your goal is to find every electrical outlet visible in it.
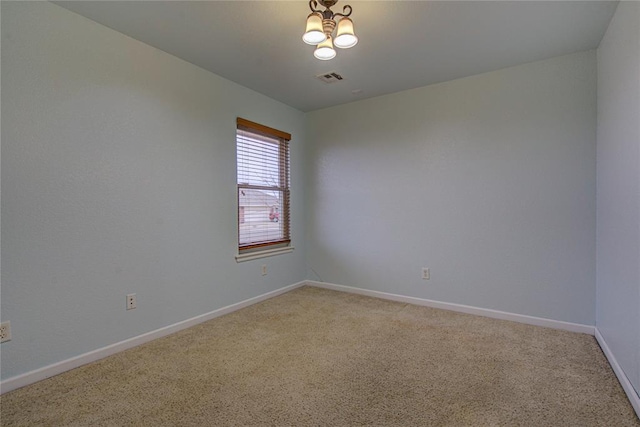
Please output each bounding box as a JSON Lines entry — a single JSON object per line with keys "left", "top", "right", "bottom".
{"left": 126, "top": 294, "right": 137, "bottom": 310}
{"left": 0, "top": 321, "right": 12, "bottom": 343}
{"left": 422, "top": 268, "right": 430, "bottom": 280}
{"left": 261, "top": 265, "right": 267, "bottom": 276}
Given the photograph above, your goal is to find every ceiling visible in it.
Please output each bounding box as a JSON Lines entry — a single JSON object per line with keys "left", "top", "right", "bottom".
{"left": 54, "top": 1, "right": 617, "bottom": 112}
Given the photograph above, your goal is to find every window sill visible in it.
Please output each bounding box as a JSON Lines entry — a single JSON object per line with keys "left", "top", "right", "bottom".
{"left": 235, "top": 246, "right": 294, "bottom": 263}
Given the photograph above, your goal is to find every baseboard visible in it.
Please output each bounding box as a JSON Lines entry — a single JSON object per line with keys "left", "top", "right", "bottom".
{"left": 306, "top": 280, "right": 595, "bottom": 335}
{"left": 0, "top": 281, "right": 307, "bottom": 394}
{"left": 594, "top": 328, "right": 640, "bottom": 418}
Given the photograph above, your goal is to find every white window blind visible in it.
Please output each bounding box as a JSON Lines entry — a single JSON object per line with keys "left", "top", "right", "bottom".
{"left": 236, "top": 118, "right": 290, "bottom": 252}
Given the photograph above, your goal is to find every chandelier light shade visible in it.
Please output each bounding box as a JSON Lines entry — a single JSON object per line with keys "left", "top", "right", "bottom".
{"left": 314, "top": 36, "right": 337, "bottom": 60}
{"left": 303, "top": 12, "right": 326, "bottom": 45}
{"left": 334, "top": 17, "right": 358, "bottom": 49}
{"left": 302, "top": 0, "right": 357, "bottom": 60}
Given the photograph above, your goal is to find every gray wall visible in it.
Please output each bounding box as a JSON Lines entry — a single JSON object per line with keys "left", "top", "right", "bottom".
{"left": 596, "top": 1, "right": 640, "bottom": 395}
{"left": 306, "top": 51, "right": 597, "bottom": 325}
{"left": 1, "top": 2, "right": 307, "bottom": 380}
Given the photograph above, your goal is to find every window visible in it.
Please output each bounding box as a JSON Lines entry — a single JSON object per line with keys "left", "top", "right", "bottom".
{"left": 236, "top": 118, "right": 291, "bottom": 257}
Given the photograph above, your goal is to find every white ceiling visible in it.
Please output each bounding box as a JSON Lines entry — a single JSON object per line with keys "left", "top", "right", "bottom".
{"left": 54, "top": 1, "right": 617, "bottom": 112}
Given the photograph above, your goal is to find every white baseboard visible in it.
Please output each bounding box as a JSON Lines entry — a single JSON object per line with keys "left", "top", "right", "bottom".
{"left": 0, "top": 281, "right": 307, "bottom": 394}
{"left": 594, "top": 328, "right": 640, "bottom": 418}
{"left": 306, "top": 281, "right": 595, "bottom": 335}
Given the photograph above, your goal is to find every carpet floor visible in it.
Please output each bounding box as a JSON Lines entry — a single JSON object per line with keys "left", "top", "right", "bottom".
{"left": 1, "top": 286, "right": 638, "bottom": 426}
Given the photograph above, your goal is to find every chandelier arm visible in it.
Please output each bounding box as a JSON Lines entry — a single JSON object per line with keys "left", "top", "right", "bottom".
{"left": 309, "top": 0, "right": 322, "bottom": 13}
{"left": 333, "top": 4, "right": 353, "bottom": 18}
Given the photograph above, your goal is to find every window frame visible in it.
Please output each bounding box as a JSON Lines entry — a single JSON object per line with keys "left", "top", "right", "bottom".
{"left": 235, "top": 118, "right": 293, "bottom": 262}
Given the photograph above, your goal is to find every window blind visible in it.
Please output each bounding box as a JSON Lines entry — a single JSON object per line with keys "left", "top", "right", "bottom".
{"left": 236, "top": 118, "right": 291, "bottom": 251}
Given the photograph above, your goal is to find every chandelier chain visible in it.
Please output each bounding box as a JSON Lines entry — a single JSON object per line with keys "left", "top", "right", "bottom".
{"left": 309, "top": 0, "right": 352, "bottom": 18}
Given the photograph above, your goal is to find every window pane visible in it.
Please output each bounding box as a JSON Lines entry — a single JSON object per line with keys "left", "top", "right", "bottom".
{"left": 237, "top": 133, "right": 281, "bottom": 187}
{"left": 238, "top": 188, "right": 284, "bottom": 245}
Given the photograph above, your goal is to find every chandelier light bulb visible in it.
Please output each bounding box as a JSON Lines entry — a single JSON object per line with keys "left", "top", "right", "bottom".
{"left": 334, "top": 17, "right": 358, "bottom": 49}
{"left": 314, "top": 36, "right": 337, "bottom": 60}
{"left": 303, "top": 12, "right": 326, "bottom": 45}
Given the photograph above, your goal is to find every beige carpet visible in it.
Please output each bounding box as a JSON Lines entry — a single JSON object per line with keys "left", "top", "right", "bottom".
{"left": 1, "top": 286, "right": 638, "bottom": 426}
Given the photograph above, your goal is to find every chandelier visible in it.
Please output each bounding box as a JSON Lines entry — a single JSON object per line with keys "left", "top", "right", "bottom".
{"left": 303, "top": 0, "right": 358, "bottom": 60}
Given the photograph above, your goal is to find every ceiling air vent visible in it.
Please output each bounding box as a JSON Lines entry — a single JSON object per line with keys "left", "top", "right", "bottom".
{"left": 315, "top": 72, "right": 345, "bottom": 84}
